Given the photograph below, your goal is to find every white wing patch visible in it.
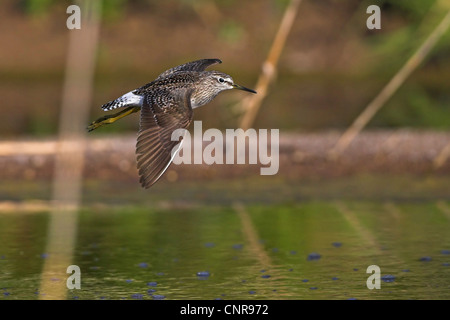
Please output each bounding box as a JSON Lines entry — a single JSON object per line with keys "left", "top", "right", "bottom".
{"left": 101, "top": 91, "right": 144, "bottom": 111}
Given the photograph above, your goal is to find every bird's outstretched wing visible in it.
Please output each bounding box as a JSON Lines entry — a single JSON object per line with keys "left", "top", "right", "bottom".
{"left": 136, "top": 87, "right": 194, "bottom": 189}
{"left": 155, "top": 58, "right": 222, "bottom": 80}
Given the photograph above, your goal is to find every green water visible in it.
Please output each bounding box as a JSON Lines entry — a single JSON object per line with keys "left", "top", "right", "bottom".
{"left": 1, "top": 199, "right": 449, "bottom": 300}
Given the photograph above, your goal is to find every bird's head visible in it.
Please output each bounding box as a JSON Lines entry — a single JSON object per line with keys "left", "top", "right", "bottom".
{"left": 208, "top": 71, "right": 257, "bottom": 94}
{"left": 191, "top": 71, "right": 256, "bottom": 109}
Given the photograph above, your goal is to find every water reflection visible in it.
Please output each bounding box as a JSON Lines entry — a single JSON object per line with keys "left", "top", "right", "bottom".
{"left": 1, "top": 201, "right": 449, "bottom": 299}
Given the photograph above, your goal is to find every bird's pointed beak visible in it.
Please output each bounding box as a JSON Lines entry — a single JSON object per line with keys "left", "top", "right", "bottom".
{"left": 233, "top": 83, "right": 257, "bottom": 94}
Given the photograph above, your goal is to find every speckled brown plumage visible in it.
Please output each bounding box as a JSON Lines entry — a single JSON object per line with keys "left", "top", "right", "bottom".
{"left": 88, "top": 58, "right": 256, "bottom": 188}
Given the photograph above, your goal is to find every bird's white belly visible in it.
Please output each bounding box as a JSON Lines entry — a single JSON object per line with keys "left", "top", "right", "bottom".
{"left": 190, "top": 98, "right": 201, "bottom": 109}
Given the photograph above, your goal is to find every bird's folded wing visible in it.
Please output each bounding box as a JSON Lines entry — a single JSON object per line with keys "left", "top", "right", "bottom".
{"left": 136, "top": 88, "right": 194, "bottom": 189}
{"left": 155, "top": 58, "right": 222, "bottom": 80}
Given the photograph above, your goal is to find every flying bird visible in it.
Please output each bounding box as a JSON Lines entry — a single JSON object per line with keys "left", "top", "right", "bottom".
{"left": 87, "top": 58, "right": 256, "bottom": 188}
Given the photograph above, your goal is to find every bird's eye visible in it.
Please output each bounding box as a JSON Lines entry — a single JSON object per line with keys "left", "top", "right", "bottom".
{"left": 218, "top": 78, "right": 225, "bottom": 83}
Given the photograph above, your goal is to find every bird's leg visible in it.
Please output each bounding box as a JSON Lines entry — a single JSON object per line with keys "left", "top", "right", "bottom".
{"left": 87, "top": 106, "right": 140, "bottom": 132}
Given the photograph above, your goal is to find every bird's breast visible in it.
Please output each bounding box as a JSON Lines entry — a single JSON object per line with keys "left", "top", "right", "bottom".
{"left": 190, "top": 90, "right": 218, "bottom": 109}
{"left": 190, "top": 97, "right": 201, "bottom": 109}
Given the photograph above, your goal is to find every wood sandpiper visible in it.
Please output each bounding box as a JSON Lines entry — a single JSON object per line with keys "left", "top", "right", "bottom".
{"left": 87, "top": 58, "right": 256, "bottom": 188}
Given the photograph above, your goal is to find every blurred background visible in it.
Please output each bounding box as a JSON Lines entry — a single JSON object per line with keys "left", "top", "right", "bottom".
{"left": 1, "top": 0, "right": 449, "bottom": 135}
{"left": 0, "top": 0, "right": 449, "bottom": 300}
